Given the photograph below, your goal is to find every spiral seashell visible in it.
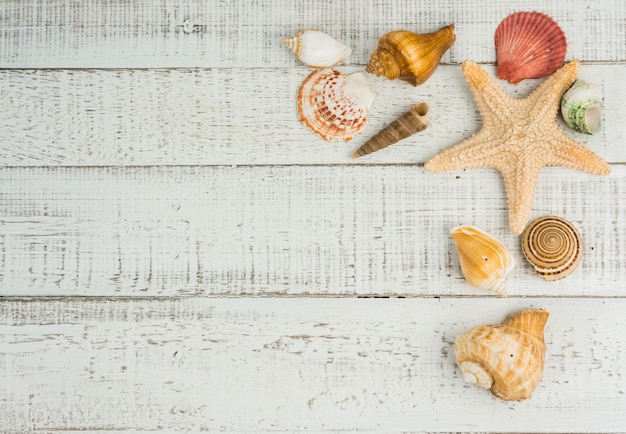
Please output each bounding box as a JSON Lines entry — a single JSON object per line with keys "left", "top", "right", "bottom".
{"left": 297, "top": 68, "right": 374, "bottom": 142}
{"left": 561, "top": 80, "right": 602, "bottom": 135}
{"left": 521, "top": 216, "right": 583, "bottom": 281}
{"left": 450, "top": 226, "right": 515, "bottom": 296}
{"left": 282, "top": 29, "right": 352, "bottom": 68}
{"left": 495, "top": 11, "right": 567, "bottom": 84}
{"left": 454, "top": 309, "right": 549, "bottom": 401}
{"left": 365, "top": 24, "right": 456, "bottom": 86}
{"left": 352, "top": 102, "right": 430, "bottom": 158}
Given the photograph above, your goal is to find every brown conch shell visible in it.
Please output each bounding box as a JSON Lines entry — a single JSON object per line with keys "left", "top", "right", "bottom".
{"left": 297, "top": 68, "right": 374, "bottom": 142}
{"left": 454, "top": 309, "right": 549, "bottom": 401}
{"left": 450, "top": 226, "right": 515, "bottom": 296}
{"left": 495, "top": 11, "right": 567, "bottom": 84}
{"left": 521, "top": 216, "right": 582, "bottom": 281}
{"left": 352, "top": 102, "right": 430, "bottom": 158}
{"left": 366, "top": 24, "right": 456, "bottom": 86}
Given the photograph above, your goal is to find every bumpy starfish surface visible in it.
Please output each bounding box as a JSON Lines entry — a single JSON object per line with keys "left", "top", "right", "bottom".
{"left": 425, "top": 60, "right": 610, "bottom": 235}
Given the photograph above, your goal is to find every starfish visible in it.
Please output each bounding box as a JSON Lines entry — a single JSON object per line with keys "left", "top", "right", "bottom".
{"left": 425, "top": 60, "right": 610, "bottom": 235}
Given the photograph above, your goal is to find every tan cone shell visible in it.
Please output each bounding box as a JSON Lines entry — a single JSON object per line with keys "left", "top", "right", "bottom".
{"left": 454, "top": 309, "right": 549, "bottom": 401}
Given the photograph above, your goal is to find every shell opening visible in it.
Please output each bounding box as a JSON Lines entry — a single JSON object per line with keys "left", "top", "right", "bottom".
{"left": 460, "top": 361, "right": 494, "bottom": 389}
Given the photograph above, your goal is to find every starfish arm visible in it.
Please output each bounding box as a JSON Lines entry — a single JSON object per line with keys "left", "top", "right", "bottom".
{"left": 462, "top": 60, "right": 517, "bottom": 128}
{"left": 526, "top": 60, "right": 579, "bottom": 116}
{"left": 499, "top": 157, "right": 543, "bottom": 235}
{"left": 546, "top": 131, "right": 611, "bottom": 175}
{"left": 425, "top": 130, "right": 503, "bottom": 171}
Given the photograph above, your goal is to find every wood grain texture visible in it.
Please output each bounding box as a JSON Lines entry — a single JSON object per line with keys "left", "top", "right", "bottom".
{"left": 1, "top": 64, "right": 623, "bottom": 166}
{"left": 1, "top": 297, "right": 625, "bottom": 432}
{"left": 1, "top": 0, "right": 625, "bottom": 68}
{"left": 0, "top": 166, "right": 622, "bottom": 297}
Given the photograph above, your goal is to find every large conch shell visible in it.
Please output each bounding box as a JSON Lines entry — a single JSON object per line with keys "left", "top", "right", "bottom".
{"left": 352, "top": 102, "right": 430, "bottom": 158}
{"left": 366, "top": 24, "right": 456, "bottom": 86}
{"left": 297, "top": 68, "right": 374, "bottom": 142}
{"left": 450, "top": 226, "right": 515, "bottom": 296}
{"left": 282, "top": 29, "right": 352, "bottom": 68}
{"left": 454, "top": 309, "right": 549, "bottom": 401}
{"left": 561, "top": 80, "right": 602, "bottom": 135}
{"left": 495, "top": 11, "right": 567, "bottom": 84}
{"left": 521, "top": 216, "right": 583, "bottom": 281}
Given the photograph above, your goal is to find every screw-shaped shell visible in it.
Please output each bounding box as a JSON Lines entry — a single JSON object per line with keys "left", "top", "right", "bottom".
{"left": 365, "top": 24, "right": 456, "bottom": 86}
{"left": 352, "top": 102, "right": 430, "bottom": 158}
{"left": 454, "top": 309, "right": 549, "bottom": 401}
{"left": 450, "top": 226, "right": 515, "bottom": 296}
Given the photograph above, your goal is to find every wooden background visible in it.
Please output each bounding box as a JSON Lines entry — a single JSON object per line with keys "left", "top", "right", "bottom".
{"left": 1, "top": 0, "right": 625, "bottom": 432}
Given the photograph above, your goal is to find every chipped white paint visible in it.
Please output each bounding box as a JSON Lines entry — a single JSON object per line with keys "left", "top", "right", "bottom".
{"left": 0, "top": 0, "right": 625, "bottom": 431}
{"left": 1, "top": 298, "right": 625, "bottom": 432}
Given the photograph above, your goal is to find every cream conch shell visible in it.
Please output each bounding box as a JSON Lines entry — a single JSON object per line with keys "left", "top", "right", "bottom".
{"left": 454, "top": 309, "right": 549, "bottom": 401}
{"left": 521, "top": 216, "right": 583, "bottom": 281}
{"left": 352, "top": 102, "right": 430, "bottom": 158}
{"left": 365, "top": 24, "right": 455, "bottom": 86}
{"left": 297, "top": 68, "right": 374, "bottom": 142}
{"left": 450, "top": 226, "right": 515, "bottom": 296}
{"left": 282, "top": 29, "right": 352, "bottom": 68}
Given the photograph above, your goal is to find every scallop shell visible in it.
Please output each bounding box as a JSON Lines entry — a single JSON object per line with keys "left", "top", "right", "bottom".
{"left": 561, "top": 80, "right": 602, "bottom": 134}
{"left": 352, "top": 102, "right": 430, "bottom": 158}
{"left": 282, "top": 29, "right": 352, "bottom": 68}
{"left": 450, "top": 226, "right": 515, "bottom": 296}
{"left": 366, "top": 24, "right": 455, "bottom": 86}
{"left": 297, "top": 68, "right": 374, "bottom": 142}
{"left": 454, "top": 309, "right": 549, "bottom": 401}
{"left": 495, "top": 11, "right": 567, "bottom": 84}
{"left": 521, "top": 216, "right": 582, "bottom": 281}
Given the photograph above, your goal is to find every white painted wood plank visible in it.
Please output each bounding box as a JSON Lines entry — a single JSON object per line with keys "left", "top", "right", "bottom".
{"left": 1, "top": 0, "right": 624, "bottom": 68}
{"left": 1, "top": 64, "right": 622, "bottom": 166}
{"left": 0, "top": 166, "right": 622, "bottom": 297}
{"left": 1, "top": 297, "right": 624, "bottom": 432}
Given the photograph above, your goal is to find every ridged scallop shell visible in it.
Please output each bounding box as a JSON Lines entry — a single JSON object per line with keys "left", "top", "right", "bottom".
{"left": 282, "top": 29, "right": 352, "bottom": 68}
{"left": 297, "top": 68, "right": 374, "bottom": 142}
{"left": 561, "top": 80, "right": 602, "bottom": 134}
{"left": 450, "top": 226, "right": 515, "bottom": 296}
{"left": 352, "top": 102, "right": 430, "bottom": 158}
{"left": 366, "top": 24, "right": 455, "bottom": 86}
{"left": 454, "top": 309, "right": 549, "bottom": 401}
{"left": 495, "top": 11, "right": 567, "bottom": 84}
{"left": 521, "top": 216, "right": 582, "bottom": 281}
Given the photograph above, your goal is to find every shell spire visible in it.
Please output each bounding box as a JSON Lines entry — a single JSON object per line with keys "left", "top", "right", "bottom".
{"left": 366, "top": 24, "right": 455, "bottom": 86}
{"left": 454, "top": 309, "right": 549, "bottom": 401}
{"left": 352, "top": 102, "right": 430, "bottom": 158}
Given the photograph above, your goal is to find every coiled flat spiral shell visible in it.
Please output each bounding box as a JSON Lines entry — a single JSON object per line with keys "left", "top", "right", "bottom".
{"left": 366, "top": 24, "right": 455, "bottom": 86}
{"left": 561, "top": 80, "right": 602, "bottom": 135}
{"left": 521, "top": 216, "right": 583, "bottom": 281}
{"left": 454, "top": 309, "right": 549, "bottom": 401}
{"left": 297, "top": 68, "right": 374, "bottom": 142}
{"left": 352, "top": 102, "right": 430, "bottom": 158}
{"left": 450, "top": 226, "right": 515, "bottom": 296}
{"left": 495, "top": 11, "right": 567, "bottom": 84}
{"left": 282, "top": 29, "right": 352, "bottom": 68}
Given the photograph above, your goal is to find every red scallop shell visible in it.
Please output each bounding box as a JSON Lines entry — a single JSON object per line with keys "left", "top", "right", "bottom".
{"left": 297, "top": 68, "right": 374, "bottom": 142}
{"left": 495, "top": 11, "right": 567, "bottom": 84}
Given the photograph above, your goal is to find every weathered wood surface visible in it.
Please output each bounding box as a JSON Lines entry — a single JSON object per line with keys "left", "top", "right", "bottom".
{"left": 1, "top": 64, "right": 623, "bottom": 166}
{"left": 1, "top": 0, "right": 625, "bottom": 68}
{"left": 1, "top": 298, "right": 625, "bottom": 432}
{"left": 2, "top": 0, "right": 626, "bottom": 431}
{"left": 0, "top": 166, "right": 622, "bottom": 297}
